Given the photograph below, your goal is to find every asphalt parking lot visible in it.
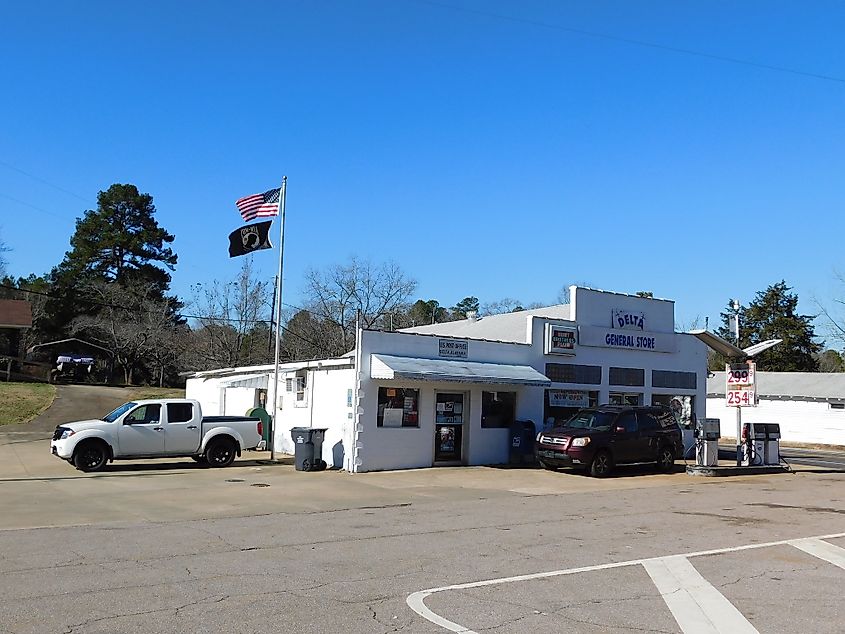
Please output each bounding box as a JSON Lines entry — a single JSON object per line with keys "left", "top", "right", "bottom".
{"left": 1, "top": 387, "right": 844, "bottom": 633}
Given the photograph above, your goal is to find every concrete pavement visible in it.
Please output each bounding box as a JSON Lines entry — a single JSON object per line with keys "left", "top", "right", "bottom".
{"left": 1, "top": 386, "right": 844, "bottom": 633}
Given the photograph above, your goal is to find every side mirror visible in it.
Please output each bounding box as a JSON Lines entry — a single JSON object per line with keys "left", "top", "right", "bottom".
{"left": 614, "top": 425, "right": 626, "bottom": 434}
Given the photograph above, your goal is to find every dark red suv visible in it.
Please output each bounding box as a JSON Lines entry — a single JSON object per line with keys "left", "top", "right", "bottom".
{"left": 536, "top": 406, "right": 682, "bottom": 477}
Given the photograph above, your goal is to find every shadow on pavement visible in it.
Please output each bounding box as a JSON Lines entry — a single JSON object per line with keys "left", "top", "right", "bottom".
{"left": 490, "top": 462, "right": 686, "bottom": 478}
{"left": 98, "top": 455, "right": 294, "bottom": 473}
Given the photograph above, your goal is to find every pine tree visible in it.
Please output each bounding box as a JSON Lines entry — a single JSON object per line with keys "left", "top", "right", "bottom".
{"left": 716, "top": 281, "right": 820, "bottom": 371}
{"left": 54, "top": 183, "right": 176, "bottom": 294}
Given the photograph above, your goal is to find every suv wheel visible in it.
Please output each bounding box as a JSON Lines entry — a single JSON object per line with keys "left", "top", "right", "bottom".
{"left": 656, "top": 446, "right": 675, "bottom": 473}
{"left": 589, "top": 450, "right": 613, "bottom": 477}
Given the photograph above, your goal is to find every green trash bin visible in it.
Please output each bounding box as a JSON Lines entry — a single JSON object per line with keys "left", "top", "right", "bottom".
{"left": 246, "top": 407, "right": 271, "bottom": 446}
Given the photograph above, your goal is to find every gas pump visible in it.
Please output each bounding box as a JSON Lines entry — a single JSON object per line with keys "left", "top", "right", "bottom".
{"left": 694, "top": 418, "right": 720, "bottom": 467}
{"left": 761, "top": 423, "right": 781, "bottom": 465}
{"left": 740, "top": 422, "right": 766, "bottom": 466}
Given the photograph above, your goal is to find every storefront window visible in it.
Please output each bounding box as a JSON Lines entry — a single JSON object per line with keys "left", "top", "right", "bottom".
{"left": 609, "top": 367, "right": 645, "bottom": 387}
{"left": 544, "top": 389, "right": 599, "bottom": 429}
{"left": 481, "top": 391, "right": 516, "bottom": 428}
{"left": 377, "top": 387, "right": 419, "bottom": 428}
{"left": 652, "top": 370, "right": 697, "bottom": 390}
{"left": 609, "top": 392, "right": 641, "bottom": 406}
{"left": 652, "top": 394, "right": 695, "bottom": 429}
{"left": 545, "top": 363, "right": 601, "bottom": 384}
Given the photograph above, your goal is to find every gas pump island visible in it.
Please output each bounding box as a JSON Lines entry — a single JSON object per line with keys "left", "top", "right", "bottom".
{"left": 688, "top": 330, "right": 787, "bottom": 476}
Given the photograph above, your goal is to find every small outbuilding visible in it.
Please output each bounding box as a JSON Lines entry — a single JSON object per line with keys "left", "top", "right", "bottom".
{"left": 707, "top": 372, "right": 845, "bottom": 446}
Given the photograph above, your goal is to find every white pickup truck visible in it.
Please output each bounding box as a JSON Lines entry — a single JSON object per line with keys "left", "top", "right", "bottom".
{"left": 50, "top": 399, "right": 266, "bottom": 472}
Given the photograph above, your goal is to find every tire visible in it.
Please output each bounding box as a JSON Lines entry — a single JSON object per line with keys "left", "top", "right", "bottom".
{"left": 191, "top": 455, "right": 207, "bottom": 464}
{"left": 656, "top": 446, "right": 675, "bottom": 473}
{"left": 205, "top": 437, "right": 237, "bottom": 468}
{"left": 73, "top": 440, "right": 109, "bottom": 473}
{"left": 589, "top": 450, "right": 613, "bottom": 478}
{"left": 539, "top": 460, "right": 558, "bottom": 472}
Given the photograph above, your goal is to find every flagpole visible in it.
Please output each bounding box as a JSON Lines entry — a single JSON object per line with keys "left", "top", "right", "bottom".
{"left": 270, "top": 176, "right": 287, "bottom": 462}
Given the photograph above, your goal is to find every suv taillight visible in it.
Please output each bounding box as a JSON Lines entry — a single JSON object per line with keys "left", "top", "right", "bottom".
{"left": 257, "top": 421, "right": 263, "bottom": 437}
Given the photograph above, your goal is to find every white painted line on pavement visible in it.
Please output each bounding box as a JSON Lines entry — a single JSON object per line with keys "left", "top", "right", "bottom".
{"left": 407, "top": 531, "right": 845, "bottom": 633}
{"left": 643, "top": 556, "right": 758, "bottom": 634}
{"left": 789, "top": 538, "right": 845, "bottom": 570}
{"left": 407, "top": 559, "right": 638, "bottom": 634}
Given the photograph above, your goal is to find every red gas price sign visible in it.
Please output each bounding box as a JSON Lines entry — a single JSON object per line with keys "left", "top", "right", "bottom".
{"left": 726, "top": 388, "right": 755, "bottom": 406}
{"left": 725, "top": 362, "right": 756, "bottom": 407}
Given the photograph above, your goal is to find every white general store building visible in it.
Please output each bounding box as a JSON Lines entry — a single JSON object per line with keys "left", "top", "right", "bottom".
{"left": 187, "top": 287, "right": 708, "bottom": 472}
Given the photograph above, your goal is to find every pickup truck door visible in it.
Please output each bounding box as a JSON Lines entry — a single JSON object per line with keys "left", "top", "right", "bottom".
{"left": 118, "top": 404, "right": 165, "bottom": 455}
{"left": 163, "top": 402, "right": 202, "bottom": 454}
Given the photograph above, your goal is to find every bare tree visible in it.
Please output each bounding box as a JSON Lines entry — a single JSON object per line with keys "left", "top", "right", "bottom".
{"left": 72, "top": 281, "right": 177, "bottom": 384}
{"left": 481, "top": 298, "right": 528, "bottom": 315}
{"left": 817, "top": 269, "right": 845, "bottom": 348}
{"left": 186, "top": 259, "right": 273, "bottom": 370}
{"left": 0, "top": 235, "right": 8, "bottom": 278}
{"left": 301, "top": 257, "right": 416, "bottom": 356}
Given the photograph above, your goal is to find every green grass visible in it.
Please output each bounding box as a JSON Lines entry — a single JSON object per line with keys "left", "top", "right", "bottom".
{"left": 0, "top": 382, "right": 57, "bottom": 425}
{"left": 126, "top": 386, "right": 186, "bottom": 401}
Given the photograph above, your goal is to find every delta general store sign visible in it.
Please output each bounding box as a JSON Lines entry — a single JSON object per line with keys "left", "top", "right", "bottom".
{"left": 579, "top": 326, "right": 676, "bottom": 353}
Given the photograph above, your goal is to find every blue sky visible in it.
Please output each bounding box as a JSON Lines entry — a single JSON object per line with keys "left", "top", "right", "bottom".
{"left": 1, "top": 1, "right": 843, "bottom": 341}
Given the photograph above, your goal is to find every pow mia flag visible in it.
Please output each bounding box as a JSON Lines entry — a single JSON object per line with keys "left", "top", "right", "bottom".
{"left": 228, "top": 220, "right": 273, "bottom": 258}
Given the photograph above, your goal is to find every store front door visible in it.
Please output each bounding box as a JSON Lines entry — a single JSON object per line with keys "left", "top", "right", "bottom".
{"left": 434, "top": 392, "right": 466, "bottom": 464}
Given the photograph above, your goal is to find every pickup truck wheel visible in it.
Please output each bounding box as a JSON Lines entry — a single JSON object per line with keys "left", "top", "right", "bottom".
{"left": 206, "top": 437, "right": 237, "bottom": 467}
{"left": 73, "top": 441, "right": 109, "bottom": 473}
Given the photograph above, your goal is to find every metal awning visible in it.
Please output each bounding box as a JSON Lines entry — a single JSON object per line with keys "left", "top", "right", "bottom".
{"left": 688, "top": 330, "right": 746, "bottom": 358}
{"left": 688, "top": 330, "right": 782, "bottom": 360}
{"left": 370, "top": 354, "right": 551, "bottom": 386}
{"left": 219, "top": 374, "right": 269, "bottom": 389}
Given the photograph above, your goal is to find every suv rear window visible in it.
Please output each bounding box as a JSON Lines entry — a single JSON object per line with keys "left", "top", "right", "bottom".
{"left": 637, "top": 411, "right": 660, "bottom": 432}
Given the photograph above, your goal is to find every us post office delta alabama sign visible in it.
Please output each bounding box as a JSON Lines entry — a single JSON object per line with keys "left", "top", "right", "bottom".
{"left": 578, "top": 309, "right": 676, "bottom": 353}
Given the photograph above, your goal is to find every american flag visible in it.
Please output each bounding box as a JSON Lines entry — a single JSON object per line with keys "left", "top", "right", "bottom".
{"left": 236, "top": 188, "right": 281, "bottom": 221}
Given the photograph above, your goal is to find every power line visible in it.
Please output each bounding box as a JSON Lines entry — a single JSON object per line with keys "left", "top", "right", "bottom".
{"left": 0, "top": 159, "right": 92, "bottom": 203}
{"left": 411, "top": 0, "right": 845, "bottom": 85}
{"left": 0, "top": 282, "right": 323, "bottom": 349}
{"left": 0, "top": 192, "right": 70, "bottom": 220}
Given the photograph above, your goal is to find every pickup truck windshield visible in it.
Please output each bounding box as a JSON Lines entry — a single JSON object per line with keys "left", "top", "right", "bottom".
{"left": 102, "top": 402, "right": 137, "bottom": 422}
{"left": 564, "top": 411, "right": 614, "bottom": 431}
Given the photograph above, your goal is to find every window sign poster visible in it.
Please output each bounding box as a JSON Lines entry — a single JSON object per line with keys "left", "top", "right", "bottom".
{"left": 383, "top": 408, "right": 404, "bottom": 428}
{"left": 669, "top": 396, "right": 693, "bottom": 427}
{"left": 546, "top": 325, "right": 577, "bottom": 355}
{"left": 438, "top": 426, "right": 455, "bottom": 453}
{"left": 548, "top": 389, "right": 589, "bottom": 408}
